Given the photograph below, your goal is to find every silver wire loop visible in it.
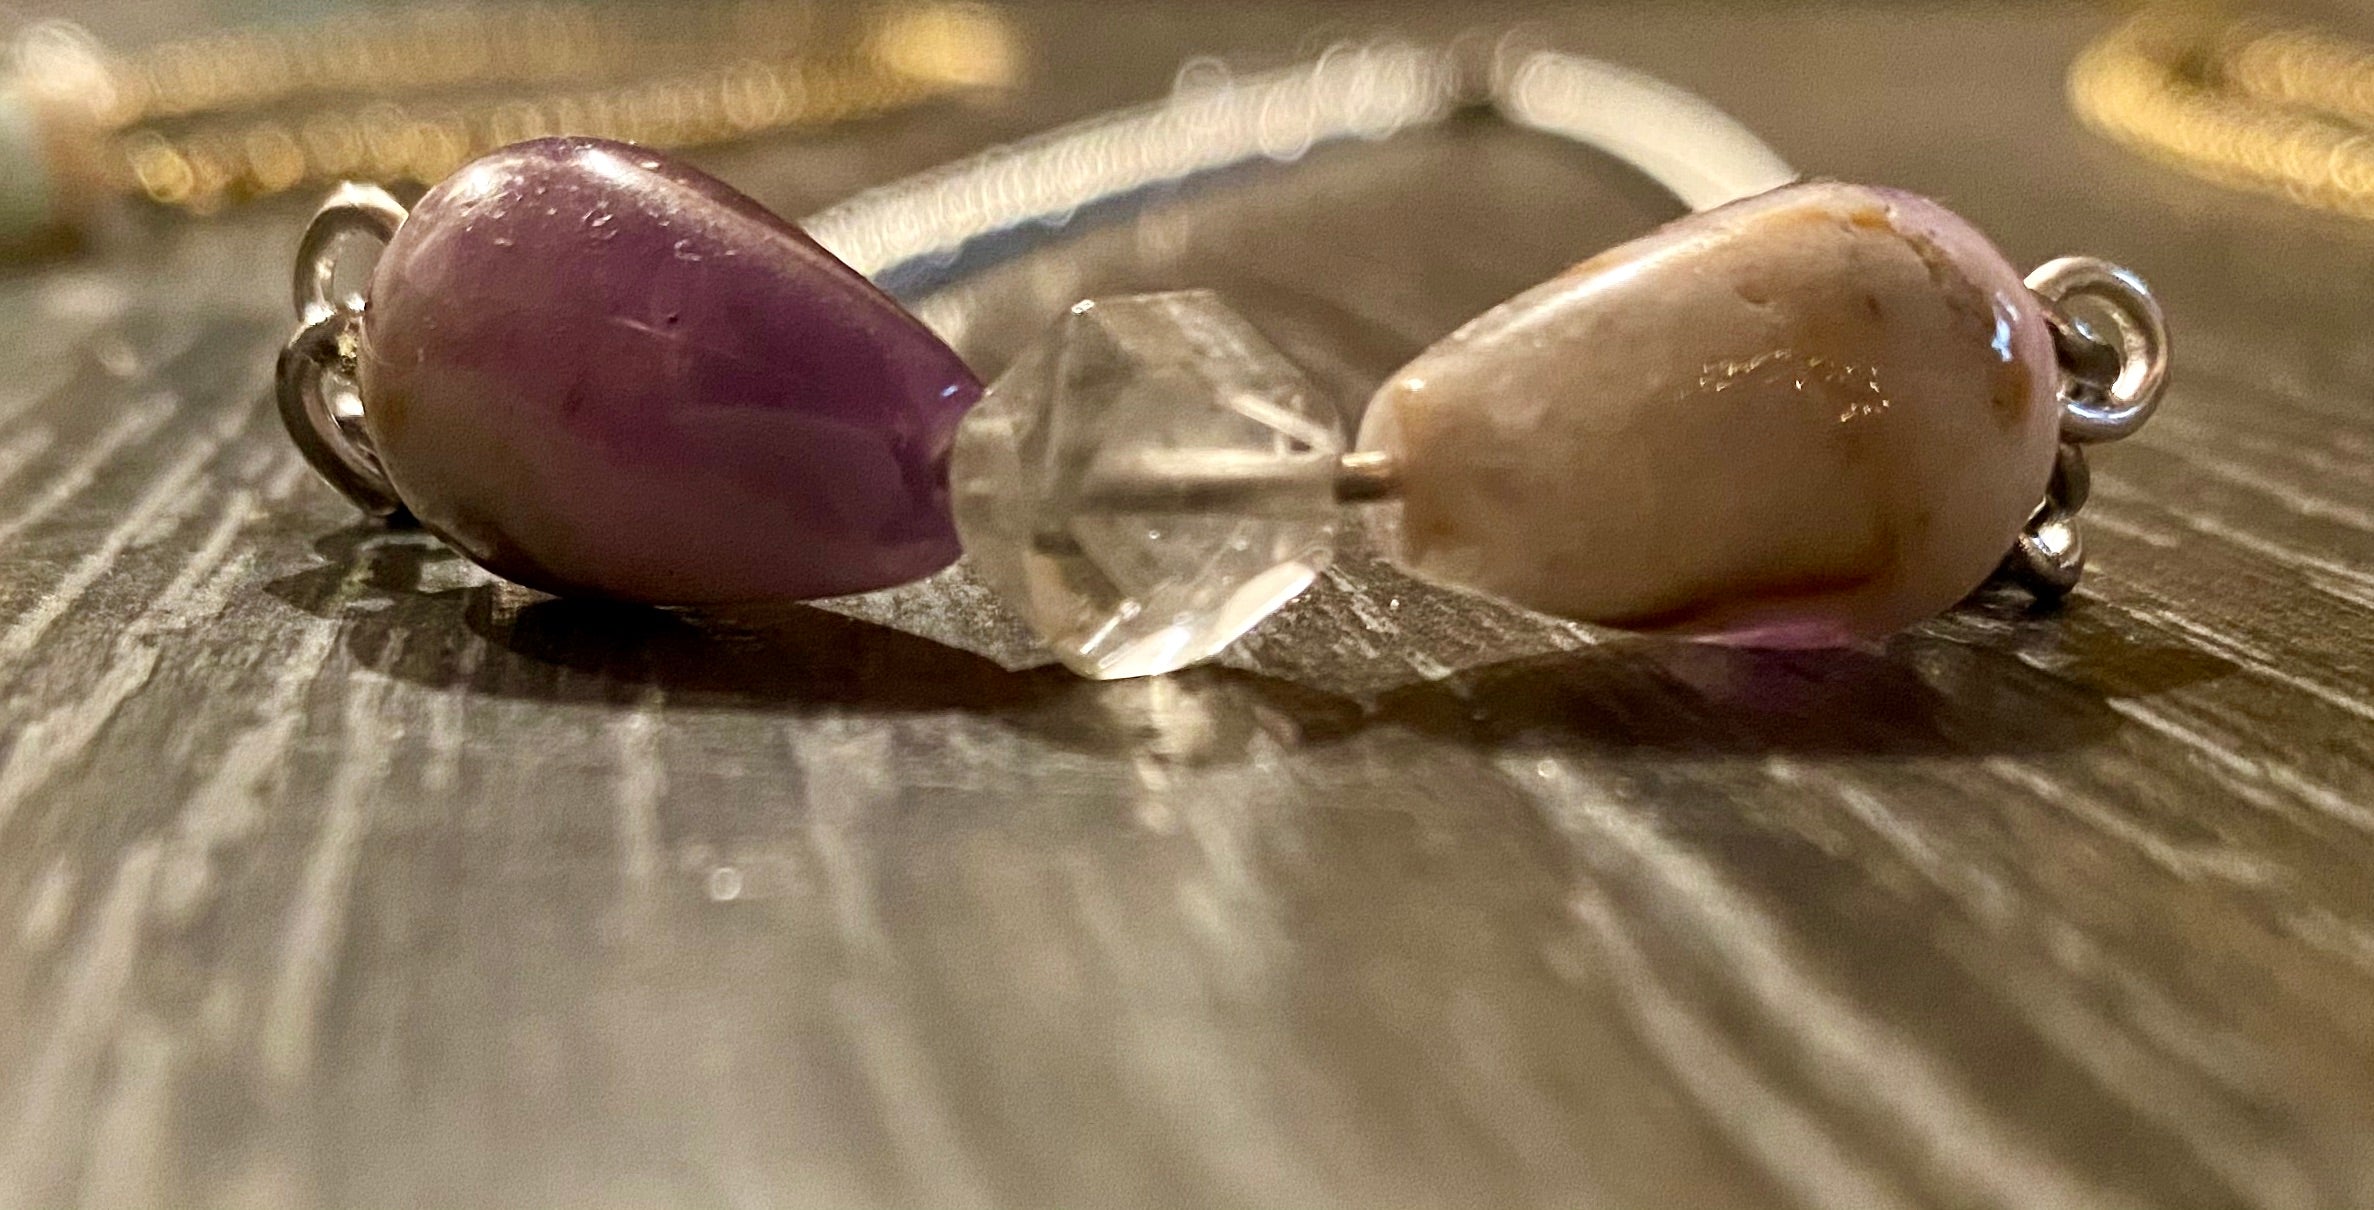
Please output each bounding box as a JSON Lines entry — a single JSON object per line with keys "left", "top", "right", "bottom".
{"left": 2024, "top": 256, "right": 2170, "bottom": 444}
{"left": 1996, "top": 257, "right": 2164, "bottom": 598}
{"left": 277, "top": 311, "right": 405, "bottom": 518}
{"left": 2000, "top": 444, "right": 2090, "bottom": 598}
{"left": 293, "top": 182, "right": 409, "bottom": 323}
{"left": 279, "top": 184, "right": 410, "bottom": 517}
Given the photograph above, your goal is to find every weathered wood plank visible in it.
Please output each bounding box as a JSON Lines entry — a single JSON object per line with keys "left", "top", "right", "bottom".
{"left": 2, "top": 3, "right": 2372, "bottom": 1208}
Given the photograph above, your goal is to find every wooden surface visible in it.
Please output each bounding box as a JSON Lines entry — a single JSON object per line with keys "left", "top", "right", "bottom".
{"left": 4, "top": 2, "right": 2374, "bottom": 1207}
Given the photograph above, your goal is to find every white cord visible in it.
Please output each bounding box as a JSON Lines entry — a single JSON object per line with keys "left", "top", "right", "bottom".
{"left": 801, "top": 37, "right": 1795, "bottom": 288}
{"left": 1493, "top": 50, "right": 1796, "bottom": 213}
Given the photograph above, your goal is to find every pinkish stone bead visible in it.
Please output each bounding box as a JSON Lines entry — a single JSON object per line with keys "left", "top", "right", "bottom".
{"left": 357, "top": 138, "right": 981, "bottom": 604}
{"left": 1358, "top": 181, "right": 2063, "bottom": 645}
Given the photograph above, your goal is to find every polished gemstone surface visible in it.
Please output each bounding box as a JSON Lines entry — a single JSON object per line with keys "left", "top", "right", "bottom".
{"left": 358, "top": 137, "right": 981, "bottom": 603}
{"left": 950, "top": 291, "right": 1344, "bottom": 679}
{"left": 1358, "top": 180, "right": 2062, "bottom": 645}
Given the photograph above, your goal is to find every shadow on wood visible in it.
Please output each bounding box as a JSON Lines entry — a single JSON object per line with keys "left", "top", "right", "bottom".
{"left": 262, "top": 520, "right": 2232, "bottom": 763}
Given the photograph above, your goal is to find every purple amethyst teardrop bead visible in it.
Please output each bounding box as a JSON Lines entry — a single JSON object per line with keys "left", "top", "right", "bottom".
{"left": 356, "top": 137, "right": 981, "bottom": 603}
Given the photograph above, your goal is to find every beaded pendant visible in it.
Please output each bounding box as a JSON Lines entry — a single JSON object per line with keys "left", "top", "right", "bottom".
{"left": 277, "top": 46, "right": 2166, "bottom": 680}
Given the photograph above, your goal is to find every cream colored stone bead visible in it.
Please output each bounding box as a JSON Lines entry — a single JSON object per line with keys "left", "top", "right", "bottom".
{"left": 1357, "top": 181, "right": 2063, "bottom": 646}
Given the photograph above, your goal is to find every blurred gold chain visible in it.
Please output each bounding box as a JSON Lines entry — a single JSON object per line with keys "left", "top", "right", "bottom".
{"left": 2072, "top": 9, "right": 2374, "bottom": 220}
{"left": 13, "top": 2, "right": 1017, "bottom": 214}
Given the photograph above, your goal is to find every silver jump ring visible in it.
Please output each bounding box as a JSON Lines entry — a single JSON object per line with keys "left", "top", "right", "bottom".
{"left": 277, "top": 312, "right": 405, "bottom": 517}
{"left": 278, "top": 184, "right": 410, "bottom": 517}
{"left": 293, "top": 182, "right": 409, "bottom": 324}
{"left": 2024, "top": 256, "right": 2170, "bottom": 444}
{"left": 2003, "top": 444, "right": 2090, "bottom": 597}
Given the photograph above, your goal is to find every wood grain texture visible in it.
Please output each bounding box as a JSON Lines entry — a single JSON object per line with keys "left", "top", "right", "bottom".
{"left": 3, "top": 3, "right": 2373, "bottom": 1208}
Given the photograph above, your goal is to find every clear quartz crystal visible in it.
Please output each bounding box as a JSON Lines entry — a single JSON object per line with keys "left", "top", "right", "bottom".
{"left": 950, "top": 291, "right": 1345, "bottom": 679}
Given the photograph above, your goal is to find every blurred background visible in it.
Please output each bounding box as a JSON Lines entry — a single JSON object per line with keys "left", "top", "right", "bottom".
{"left": 4, "top": 3, "right": 2374, "bottom": 1210}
